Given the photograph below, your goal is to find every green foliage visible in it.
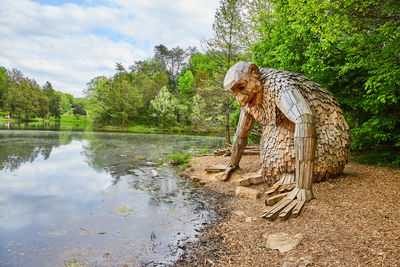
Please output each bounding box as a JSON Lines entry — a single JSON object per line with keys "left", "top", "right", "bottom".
{"left": 0, "top": 67, "right": 8, "bottom": 108}
{"left": 59, "top": 93, "right": 73, "bottom": 114}
{"left": 189, "top": 53, "right": 218, "bottom": 77}
{"left": 253, "top": 0, "right": 400, "bottom": 165}
{"left": 180, "top": 162, "right": 192, "bottom": 171}
{"left": 177, "top": 70, "right": 195, "bottom": 99}
{"left": 85, "top": 73, "right": 142, "bottom": 126}
{"left": 351, "top": 147, "right": 400, "bottom": 168}
{"left": 150, "top": 86, "right": 178, "bottom": 126}
{"left": 166, "top": 152, "right": 191, "bottom": 165}
{"left": 5, "top": 77, "right": 49, "bottom": 120}
{"left": 43, "top": 81, "right": 62, "bottom": 118}
{"left": 73, "top": 102, "right": 86, "bottom": 115}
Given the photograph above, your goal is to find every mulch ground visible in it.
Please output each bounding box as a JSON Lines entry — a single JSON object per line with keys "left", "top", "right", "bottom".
{"left": 175, "top": 155, "right": 400, "bottom": 267}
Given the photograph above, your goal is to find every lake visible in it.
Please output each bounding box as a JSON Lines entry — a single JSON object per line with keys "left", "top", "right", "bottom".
{"left": 0, "top": 130, "right": 224, "bottom": 266}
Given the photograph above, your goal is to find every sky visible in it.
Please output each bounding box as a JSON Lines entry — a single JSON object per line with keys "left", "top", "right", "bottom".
{"left": 0, "top": 0, "right": 219, "bottom": 97}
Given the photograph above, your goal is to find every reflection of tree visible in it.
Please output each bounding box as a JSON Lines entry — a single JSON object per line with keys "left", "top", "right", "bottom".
{"left": 80, "top": 133, "right": 224, "bottom": 204}
{"left": 0, "top": 132, "right": 73, "bottom": 171}
{"left": 81, "top": 133, "right": 224, "bottom": 180}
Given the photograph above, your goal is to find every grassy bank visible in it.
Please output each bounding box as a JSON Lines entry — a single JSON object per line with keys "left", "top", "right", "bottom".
{"left": 0, "top": 113, "right": 224, "bottom": 136}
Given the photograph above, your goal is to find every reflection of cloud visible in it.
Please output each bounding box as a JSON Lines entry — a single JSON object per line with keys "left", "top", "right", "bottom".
{"left": 0, "top": 141, "right": 111, "bottom": 201}
{"left": 0, "top": 140, "right": 115, "bottom": 231}
{"left": 0, "top": 192, "right": 74, "bottom": 231}
{"left": 0, "top": 132, "right": 223, "bottom": 235}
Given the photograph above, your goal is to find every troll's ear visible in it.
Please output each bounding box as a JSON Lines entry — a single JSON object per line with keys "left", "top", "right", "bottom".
{"left": 248, "top": 64, "right": 260, "bottom": 78}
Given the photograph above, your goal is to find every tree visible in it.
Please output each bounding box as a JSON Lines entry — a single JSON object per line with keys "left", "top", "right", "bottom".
{"left": 177, "top": 70, "right": 195, "bottom": 99}
{"left": 43, "top": 81, "right": 61, "bottom": 118}
{"left": 85, "top": 74, "right": 143, "bottom": 126}
{"left": 205, "top": 0, "right": 246, "bottom": 144}
{"left": 0, "top": 67, "right": 8, "bottom": 108}
{"left": 150, "top": 86, "right": 178, "bottom": 126}
{"left": 73, "top": 102, "right": 86, "bottom": 115}
{"left": 153, "top": 44, "right": 191, "bottom": 84}
{"left": 252, "top": 0, "right": 400, "bottom": 165}
{"left": 115, "top": 62, "right": 126, "bottom": 73}
{"left": 36, "top": 94, "right": 49, "bottom": 121}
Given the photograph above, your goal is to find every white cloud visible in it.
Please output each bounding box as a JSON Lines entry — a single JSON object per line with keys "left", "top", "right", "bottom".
{"left": 0, "top": 0, "right": 218, "bottom": 96}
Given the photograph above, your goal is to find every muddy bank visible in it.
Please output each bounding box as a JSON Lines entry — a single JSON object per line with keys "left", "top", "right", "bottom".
{"left": 175, "top": 155, "right": 400, "bottom": 267}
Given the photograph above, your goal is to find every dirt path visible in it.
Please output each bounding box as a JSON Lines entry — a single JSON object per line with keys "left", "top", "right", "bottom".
{"left": 176, "top": 155, "right": 400, "bottom": 267}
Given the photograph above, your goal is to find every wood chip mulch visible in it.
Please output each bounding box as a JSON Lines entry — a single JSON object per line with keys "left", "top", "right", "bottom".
{"left": 175, "top": 155, "right": 400, "bottom": 267}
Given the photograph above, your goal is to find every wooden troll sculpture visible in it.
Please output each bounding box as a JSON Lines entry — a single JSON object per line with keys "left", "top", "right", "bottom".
{"left": 222, "top": 62, "right": 351, "bottom": 220}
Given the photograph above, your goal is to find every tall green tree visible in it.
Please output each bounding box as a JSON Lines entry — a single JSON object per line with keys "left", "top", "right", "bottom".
{"left": 150, "top": 86, "right": 178, "bottom": 127}
{"left": 177, "top": 70, "right": 195, "bottom": 99}
{"left": 85, "top": 73, "right": 143, "bottom": 126}
{"left": 0, "top": 67, "right": 8, "bottom": 108}
{"left": 253, "top": 0, "right": 400, "bottom": 163}
{"left": 206, "top": 0, "right": 246, "bottom": 143}
{"left": 43, "top": 81, "right": 61, "bottom": 118}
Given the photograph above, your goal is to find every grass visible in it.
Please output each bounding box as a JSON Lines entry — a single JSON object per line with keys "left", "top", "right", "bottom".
{"left": 166, "top": 152, "right": 192, "bottom": 166}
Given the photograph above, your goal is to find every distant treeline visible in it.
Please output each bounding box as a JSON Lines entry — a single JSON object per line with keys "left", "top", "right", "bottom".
{"left": 1, "top": 0, "right": 399, "bottom": 166}
{"left": 0, "top": 68, "right": 86, "bottom": 120}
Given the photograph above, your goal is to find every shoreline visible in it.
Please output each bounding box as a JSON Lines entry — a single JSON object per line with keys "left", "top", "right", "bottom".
{"left": 175, "top": 154, "right": 400, "bottom": 266}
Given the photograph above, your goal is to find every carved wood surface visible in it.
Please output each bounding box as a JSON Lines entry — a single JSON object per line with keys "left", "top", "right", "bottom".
{"left": 223, "top": 62, "right": 352, "bottom": 220}
{"left": 244, "top": 68, "right": 352, "bottom": 183}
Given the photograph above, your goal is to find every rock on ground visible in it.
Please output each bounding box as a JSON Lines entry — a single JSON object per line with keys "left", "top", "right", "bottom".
{"left": 265, "top": 232, "right": 304, "bottom": 253}
{"left": 235, "top": 186, "right": 260, "bottom": 199}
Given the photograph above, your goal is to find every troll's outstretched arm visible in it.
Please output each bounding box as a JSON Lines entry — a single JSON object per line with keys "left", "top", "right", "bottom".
{"left": 222, "top": 108, "right": 255, "bottom": 181}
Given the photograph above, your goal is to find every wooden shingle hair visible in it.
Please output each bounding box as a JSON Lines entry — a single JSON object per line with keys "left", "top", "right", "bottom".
{"left": 223, "top": 62, "right": 352, "bottom": 220}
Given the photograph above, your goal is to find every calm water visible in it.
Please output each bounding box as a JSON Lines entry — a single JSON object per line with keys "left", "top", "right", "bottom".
{"left": 0, "top": 130, "right": 223, "bottom": 266}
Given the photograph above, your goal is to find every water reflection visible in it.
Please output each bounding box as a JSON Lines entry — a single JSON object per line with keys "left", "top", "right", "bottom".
{"left": 0, "top": 131, "right": 75, "bottom": 171}
{"left": 0, "top": 130, "right": 223, "bottom": 266}
{"left": 0, "top": 121, "right": 88, "bottom": 132}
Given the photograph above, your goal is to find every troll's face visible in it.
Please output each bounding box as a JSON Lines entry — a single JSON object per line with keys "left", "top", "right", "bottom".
{"left": 223, "top": 62, "right": 263, "bottom": 108}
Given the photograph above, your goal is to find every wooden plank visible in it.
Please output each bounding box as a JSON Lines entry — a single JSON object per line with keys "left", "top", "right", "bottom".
{"left": 249, "top": 175, "right": 264, "bottom": 185}
{"left": 286, "top": 183, "right": 296, "bottom": 192}
{"left": 278, "top": 200, "right": 299, "bottom": 220}
{"left": 292, "top": 200, "right": 306, "bottom": 217}
{"left": 262, "top": 199, "right": 291, "bottom": 220}
{"left": 205, "top": 165, "right": 226, "bottom": 173}
{"left": 279, "top": 184, "right": 288, "bottom": 193}
{"left": 265, "top": 192, "right": 290, "bottom": 206}
{"left": 238, "top": 178, "right": 251, "bottom": 187}
{"left": 286, "top": 187, "right": 299, "bottom": 200}
{"left": 265, "top": 183, "right": 279, "bottom": 196}
{"left": 297, "top": 189, "right": 306, "bottom": 200}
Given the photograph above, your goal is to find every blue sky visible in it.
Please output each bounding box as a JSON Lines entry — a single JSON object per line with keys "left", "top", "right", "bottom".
{"left": 0, "top": 0, "right": 218, "bottom": 96}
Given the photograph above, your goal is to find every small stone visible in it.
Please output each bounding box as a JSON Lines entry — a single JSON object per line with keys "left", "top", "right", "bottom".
{"left": 151, "top": 170, "right": 159, "bottom": 177}
{"left": 282, "top": 262, "right": 296, "bottom": 267}
{"left": 266, "top": 233, "right": 303, "bottom": 253}
{"left": 245, "top": 217, "right": 253, "bottom": 223}
{"left": 297, "top": 256, "right": 313, "bottom": 267}
{"left": 190, "top": 175, "right": 200, "bottom": 182}
{"left": 235, "top": 186, "right": 260, "bottom": 199}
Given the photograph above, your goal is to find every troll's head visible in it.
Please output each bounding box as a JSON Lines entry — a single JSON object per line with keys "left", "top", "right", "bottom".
{"left": 224, "top": 62, "right": 263, "bottom": 108}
